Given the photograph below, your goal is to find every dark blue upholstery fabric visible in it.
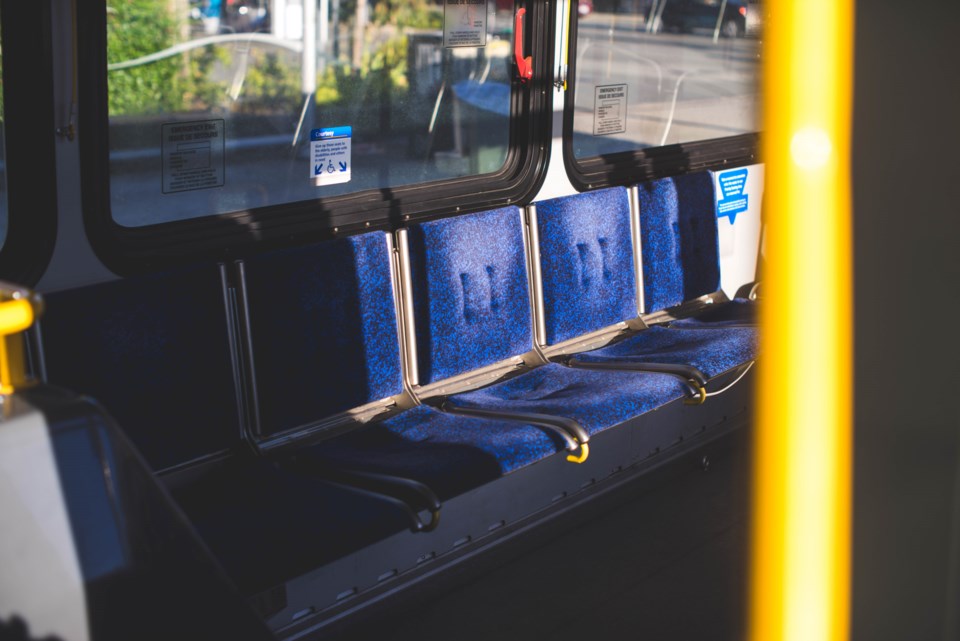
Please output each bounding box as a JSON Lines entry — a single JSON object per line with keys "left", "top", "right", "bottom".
{"left": 297, "top": 405, "right": 564, "bottom": 500}
{"left": 536, "top": 188, "right": 638, "bottom": 345}
{"left": 669, "top": 298, "right": 758, "bottom": 328}
{"left": 408, "top": 207, "right": 533, "bottom": 384}
{"left": 573, "top": 325, "right": 757, "bottom": 378}
{"left": 449, "top": 363, "right": 687, "bottom": 436}
{"left": 172, "top": 457, "right": 411, "bottom": 595}
{"left": 243, "top": 232, "right": 404, "bottom": 436}
{"left": 637, "top": 172, "right": 720, "bottom": 313}
{"left": 42, "top": 266, "right": 240, "bottom": 472}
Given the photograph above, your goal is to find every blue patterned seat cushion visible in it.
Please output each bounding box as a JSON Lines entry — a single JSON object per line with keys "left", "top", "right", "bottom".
{"left": 42, "top": 265, "right": 240, "bottom": 472}
{"left": 407, "top": 207, "right": 534, "bottom": 384}
{"left": 448, "top": 364, "right": 688, "bottom": 436}
{"left": 297, "top": 405, "right": 565, "bottom": 500}
{"left": 242, "top": 232, "right": 404, "bottom": 435}
{"left": 637, "top": 173, "right": 721, "bottom": 313}
{"left": 535, "top": 188, "right": 638, "bottom": 345}
{"left": 669, "top": 298, "right": 758, "bottom": 328}
{"left": 572, "top": 325, "right": 757, "bottom": 378}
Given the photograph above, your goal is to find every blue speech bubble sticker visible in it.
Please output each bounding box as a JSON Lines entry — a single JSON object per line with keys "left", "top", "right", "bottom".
{"left": 717, "top": 168, "right": 749, "bottom": 224}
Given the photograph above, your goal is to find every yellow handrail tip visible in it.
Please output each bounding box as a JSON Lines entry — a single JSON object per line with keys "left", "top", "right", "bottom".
{"left": 566, "top": 443, "right": 589, "bottom": 464}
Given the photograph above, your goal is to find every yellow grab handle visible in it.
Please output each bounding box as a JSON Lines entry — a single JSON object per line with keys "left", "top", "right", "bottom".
{"left": 0, "top": 298, "right": 36, "bottom": 336}
{"left": 0, "top": 284, "right": 44, "bottom": 395}
{"left": 566, "top": 442, "right": 589, "bottom": 464}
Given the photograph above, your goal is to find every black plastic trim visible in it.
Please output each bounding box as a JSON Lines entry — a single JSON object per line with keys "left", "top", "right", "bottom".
{"left": 0, "top": 0, "right": 58, "bottom": 285}
{"left": 561, "top": 11, "right": 759, "bottom": 192}
{"left": 78, "top": 0, "right": 555, "bottom": 276}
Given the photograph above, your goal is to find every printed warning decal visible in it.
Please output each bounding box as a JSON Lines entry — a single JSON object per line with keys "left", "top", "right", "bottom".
{"left": 593, "top": 84, "right": 627, "bottom": 136}
{"left": 161, "top": 119, "right": 225, "bottom": 194}
{"left": 444, "top": 0, "right": 487, "bottom": 48}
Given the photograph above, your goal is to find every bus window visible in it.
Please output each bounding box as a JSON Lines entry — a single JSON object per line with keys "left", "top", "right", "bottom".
{"left": 106, "top": 0, "right": 514, "bottom": 228}
{"left": 568, "top": 0, "right": 760, "bottom": 159}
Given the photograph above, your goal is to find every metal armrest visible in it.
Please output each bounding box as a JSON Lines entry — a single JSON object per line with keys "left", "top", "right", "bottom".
{"left": 432, "top": 399, "right": 590, "bottom": 464}
{"left": 735, "top": 280, "right": 762, "bottom": 301}
{"left": 288, "top": 461, "right": 442, "bottom": 533}
{"left": 561, "top": 355, "right": 708, "bottom": 398}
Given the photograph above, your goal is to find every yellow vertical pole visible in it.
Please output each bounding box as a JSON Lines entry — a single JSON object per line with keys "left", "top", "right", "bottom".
{"left": 750, "top": 1, "right": 854, "bottom": 641}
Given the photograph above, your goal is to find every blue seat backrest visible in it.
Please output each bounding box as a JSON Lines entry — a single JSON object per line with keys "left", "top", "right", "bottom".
{"left": 242, "top": 232, "right": 404, "bottom": 436}
{"left": 637, "top": 172, "right": 720, "bottom": 313}
{"left": 41, "top": 265, "right": 240, "bottom": 473}
{"left": 407, "top": 207, "right": 532, "bottom": 385}
{"left": 535, "top": 187, "right": 637, "bottom": 345}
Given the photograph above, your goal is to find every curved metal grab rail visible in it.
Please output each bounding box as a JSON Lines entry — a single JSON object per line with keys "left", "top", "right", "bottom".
{"left": 288, "top": 460, "right": 443, "bottom": 533}
{"left": 436, "top": 399, "right": 591, "bottom": 465}
{"left": 106, "top": 33, "right": 303, "bottom": 71}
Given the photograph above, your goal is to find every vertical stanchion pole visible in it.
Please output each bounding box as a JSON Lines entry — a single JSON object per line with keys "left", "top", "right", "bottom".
{"left": 750, "top": 1, "right": 854, "bottom": 641}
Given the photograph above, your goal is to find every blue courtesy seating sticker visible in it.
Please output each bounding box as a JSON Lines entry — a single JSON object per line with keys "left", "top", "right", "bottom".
{"left": 716, "top": 168, "right": 749, "bottom": 224}
{"left": 311, "top": 126, "right": 352, "bottom": 186}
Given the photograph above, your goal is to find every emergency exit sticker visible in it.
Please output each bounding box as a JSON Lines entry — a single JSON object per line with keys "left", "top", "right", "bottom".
{"left": 716, "top": 168, "right": 749, "bottom": 224}
{"left": 444, "top": 0, "right": 487, "bottom": 48}
{"left": 161, "top": 119, "right": 225, "bottom": 194}
{"left": 593, "top": 84, "right": 627, "bottom": 136}
{"left": 311, "top": 126, "right": 351, "bottom": 186}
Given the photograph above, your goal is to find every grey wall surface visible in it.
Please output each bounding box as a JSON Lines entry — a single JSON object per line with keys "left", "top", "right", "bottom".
{"left": 852, "top": 2, "right": 960, "bottom": 640}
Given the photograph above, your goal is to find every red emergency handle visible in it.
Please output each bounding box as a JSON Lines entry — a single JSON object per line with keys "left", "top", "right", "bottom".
{"left": 514, "top": 8, "right": 533, "bottom": 81}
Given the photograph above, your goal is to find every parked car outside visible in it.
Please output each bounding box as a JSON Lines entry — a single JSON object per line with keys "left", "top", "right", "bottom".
{"left": 659, "top": 0, "right": 752, "bottom": 38}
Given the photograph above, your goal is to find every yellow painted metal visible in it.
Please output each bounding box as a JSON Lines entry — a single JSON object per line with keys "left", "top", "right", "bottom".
{"left": 0, "top": 289, "right": 43, "bottom": 395}
{"left": 682, "top": 384, "right": 707, "bottom": 405}
{"left": 561, "top": 0, "right": 572, "bottom": 90}
{"left": 0, "top": 333, "right": 28, "bottom": 395}
{"left": 750, "top": 1, "right": 854, "bottom": 641}
{"left": 566, "top": 442, "right": 589, "bottom": 464}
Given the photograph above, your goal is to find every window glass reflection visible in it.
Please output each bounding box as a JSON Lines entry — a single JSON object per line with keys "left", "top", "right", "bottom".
{"left": 107, "top": 0, "right": 513, "bottom": 227}
{"left": 572, "top": 0, "right": 760, "bottom": 159}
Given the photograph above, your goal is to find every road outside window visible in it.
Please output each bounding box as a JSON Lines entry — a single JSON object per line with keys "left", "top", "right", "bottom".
{"left": 572, "top": 0, "right": 760, "bottom": 158}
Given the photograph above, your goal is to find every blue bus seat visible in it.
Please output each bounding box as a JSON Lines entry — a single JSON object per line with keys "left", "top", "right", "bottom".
{"left": 636, "top": 172, "right": 758, "bottom": 327}
{"left": 532, "top": 187, "right": 757, "bottom": 382}
{"left": 38, "top": 262, "right": 434, "bottom": 597}
{"left": 240, "top": 232, "right": 405, "bottom": 438}
{"left": 41, "top": 264, "right": 243, "bottom": 473}
{"left": 668, "top": 297, "right": 758, "bottom": 328}
{"left": 403, "top": 206, "right": 689, "bottom": 440}
{"left": 239, "top": 232, "right": 569, "bottom": 501}
{"left": 294, "top": 404, "right": 564, "bottom": 501}
{"left": 445, "top": 364, "right": 689, "bottom": 437}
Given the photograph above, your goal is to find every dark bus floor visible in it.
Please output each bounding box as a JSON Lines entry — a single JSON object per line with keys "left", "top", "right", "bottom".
{"left": 316, "top": 425, "right": 751, "bottom": 641}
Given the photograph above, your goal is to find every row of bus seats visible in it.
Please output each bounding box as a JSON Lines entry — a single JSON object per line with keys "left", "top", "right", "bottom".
{"left": 36, "top": 172, "right": 758, "bottom": 628}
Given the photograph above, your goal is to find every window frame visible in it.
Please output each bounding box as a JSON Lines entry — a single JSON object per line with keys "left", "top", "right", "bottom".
{"left": 561, "top": 8, "right": 759, "bottom": 192}
{"left": 0, "top": 0, "right": 58, "bottom": 286}
{"left": 78, "top": 0, "right": 554, "bottom": 275}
